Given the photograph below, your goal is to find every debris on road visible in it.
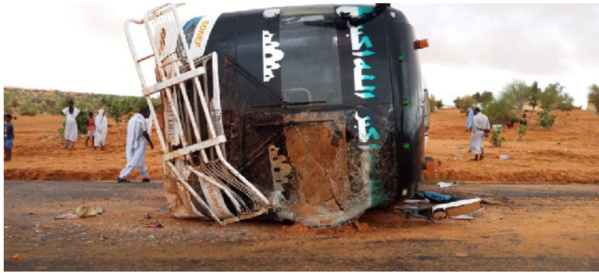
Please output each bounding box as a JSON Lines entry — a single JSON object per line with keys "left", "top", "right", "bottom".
{"left": 393, "top": 191, "right": 483, "bottom": 223}
{"left": 55, "top": 206, "right": 103, "bottom": 220}
{"left": 437, "top": 181, "right": 458, "bottom": 188}
{"left": 139, "top": 214, "right": 163, "bottom": 228}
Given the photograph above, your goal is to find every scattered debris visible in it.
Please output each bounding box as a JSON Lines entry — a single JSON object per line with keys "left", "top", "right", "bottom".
{"left": 437, "top": 181, "right": 458, "bottom": 188}
{"left": 499, "top": 155, "right": 511, "bottom": 160}
{"left": 12, "top": 253, "right": 21, "bottom": 260}
{"left": 139, "top": 214, "right": 163, "bottom": 228}
{"left": 393, "top": 191, "right": 483, "bottom": 223}
{"left": 451, "top": 214, "right": 475, "bottom": 220}
{"left": 55, "top": 206, "right": 103, "bottom": 220}
{"left": 423, "top": 191, "right": 455, "bottom": 203}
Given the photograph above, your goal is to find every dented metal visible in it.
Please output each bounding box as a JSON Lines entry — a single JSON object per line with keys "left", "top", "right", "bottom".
{"left": 125, "top": 4, "right": 428, "bottom": 228}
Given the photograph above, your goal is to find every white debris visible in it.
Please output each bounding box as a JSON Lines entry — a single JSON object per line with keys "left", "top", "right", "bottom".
{"left": 437, "top": 182, "right": 458, "bottom": 188}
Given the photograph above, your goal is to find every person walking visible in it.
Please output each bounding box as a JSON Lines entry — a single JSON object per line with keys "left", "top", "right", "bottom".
{"left": 117, "top": 106, "right": 154, "bottom": 183}
{"left": 469, "top": 107, "right": 490, "bottom": 161}
{"left": 61, "top": 101, "right": 81, "bottom": 149}
{"left": 465, "top": 105, "right": 474, "bottom": 132}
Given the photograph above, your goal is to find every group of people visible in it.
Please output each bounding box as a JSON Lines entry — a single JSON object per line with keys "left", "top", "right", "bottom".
{"left": 4, "top": 100, "right": 155, "bottom": 183}
{"left": 62, "top": 100, "right": 155, "bottom": 183}
{"left": 465, "top": 105, "right": 528, "bottom": 161}
{"left": 61, "top": 100, "right": 107, "bottom": 150}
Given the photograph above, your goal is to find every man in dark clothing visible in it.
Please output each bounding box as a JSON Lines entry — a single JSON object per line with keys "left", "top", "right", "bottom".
{"left": 520, "top": 113, "right": 528, "bottom": 126}
{"left": 5, "top": 114, "right": 14, "bottom": 161}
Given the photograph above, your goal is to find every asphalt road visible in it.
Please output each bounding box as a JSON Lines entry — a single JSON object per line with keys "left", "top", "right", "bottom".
{"left": 4, "top": 181, "right": 599, "bottom": 271}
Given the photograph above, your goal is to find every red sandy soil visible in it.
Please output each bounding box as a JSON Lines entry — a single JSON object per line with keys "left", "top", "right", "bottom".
{"left": 3, "top": 108, "right": 599, "bottom": 183}
{"left": 424, "top": 108, "right": 599, "bottom": 183}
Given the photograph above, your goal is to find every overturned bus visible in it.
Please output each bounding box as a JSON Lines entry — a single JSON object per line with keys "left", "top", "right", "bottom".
{"left": 125, "top": 3, "right": 429, "bottom": 228}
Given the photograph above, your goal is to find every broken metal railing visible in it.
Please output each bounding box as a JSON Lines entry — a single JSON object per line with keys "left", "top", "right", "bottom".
{"left": 124, "top": 3, "right": 269, "bottom": 225}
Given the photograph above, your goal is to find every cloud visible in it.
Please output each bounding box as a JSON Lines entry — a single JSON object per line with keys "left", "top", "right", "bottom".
{"left": 398, "top": 4, "right": 599, "bottom": 75}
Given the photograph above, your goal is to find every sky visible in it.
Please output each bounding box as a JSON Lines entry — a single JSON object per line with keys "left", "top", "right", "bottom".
{"left": 1, "top": 2, "right": 598, "bottom": 108}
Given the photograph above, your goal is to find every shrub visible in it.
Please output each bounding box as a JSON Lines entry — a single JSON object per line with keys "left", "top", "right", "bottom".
{"left": 483, "top": 98, "right": 517, "bottom": 125}
{"left": 492, "top": 126, "right": 506, "bottom": 147}
{"left": 453, "top": 95, "right": 477, "bottom": 114}
{"left": 502, "top": 80, "right": 531, "bottom": 112}
{"left": 428, "top": 94, "right": 437, "bottom": 113}
{"left": 537, "top": 109, "right": 555, "bottom": 130}
{"left": 517, "top": 124, "right": 527, "bottom": 141}
{"left": 19, "top": 104, "right": 39, "bottom": 116}
{"left": 435, "top": 100, "right": 444, "bottom": 110}
{"left": 557, "top": 93, "right": 574, "bottom": 111}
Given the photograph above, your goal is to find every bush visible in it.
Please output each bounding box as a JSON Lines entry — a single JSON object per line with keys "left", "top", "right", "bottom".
{"left": 537, "top": 109, "right": 555, "bottom": 130}
{"left": 517, "top": 124, "right": 527, "bottom": 141}
{"left": 557, "top": 93, "right": 574, "bottom": 111}
{"left": 453, "top": 95, "right": 478, "bottom": 114}
{"left": 19, "top": 104, "right": 39, "bottom": 116}
{"left": 483, "top": 98, "right": 517, "bottom": 125}
{"left": 435, "top": 100, "right": 444, "bottom": 110}
{"left": 492, "top": 127, "right": 506, "bottom": 147}
{"left": 502, "top": 80, "right": 531, "bottom": 111}
{"left": 428, "top": 94, "right": 437, "bottom": 113}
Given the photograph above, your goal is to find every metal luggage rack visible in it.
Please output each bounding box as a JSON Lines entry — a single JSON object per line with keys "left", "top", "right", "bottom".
{"left": 124, "top": 3, "right": 269, "bottom": 225}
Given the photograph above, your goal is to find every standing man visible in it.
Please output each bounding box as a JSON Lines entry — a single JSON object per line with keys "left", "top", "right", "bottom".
{"left": 469, "top": 107, "right": 490, "bottom": 161}
{"left": 61, "top": 101, "right": 81, "bottom": 149}
{"left": 94, "top": 108, "right": 108, "bottom": 150}
{"left": 117, "top": 106, "right": 154, "bottom": 183}
{"left": 465, "top": 105, "right": 474, "bottom": 132}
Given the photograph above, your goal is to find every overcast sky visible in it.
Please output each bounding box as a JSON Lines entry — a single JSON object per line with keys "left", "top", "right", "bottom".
{"left": 2, "top": 2, "right": 598, "bottom": 108}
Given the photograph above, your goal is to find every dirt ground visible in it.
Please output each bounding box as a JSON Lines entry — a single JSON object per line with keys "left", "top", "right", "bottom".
{"left": 425, "top": 108, "right": 599, "bottom": 183}
{"left": 3, "top": 114, "right": 163, "bottom": 181}
{"left": 4, "top": 108, "right": 599, "bottom": 182}
{"left": 4, "top": 181, "right": 599, "bottom": 271}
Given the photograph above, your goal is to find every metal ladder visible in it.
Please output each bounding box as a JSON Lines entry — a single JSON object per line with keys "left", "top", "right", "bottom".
{"left": 124, "top": 3, "right": 269, "bottom": 225}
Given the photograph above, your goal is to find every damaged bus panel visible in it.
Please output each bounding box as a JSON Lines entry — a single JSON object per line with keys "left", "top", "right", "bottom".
{"left": 125, "top": 4, "right": 428, "bottom": 228}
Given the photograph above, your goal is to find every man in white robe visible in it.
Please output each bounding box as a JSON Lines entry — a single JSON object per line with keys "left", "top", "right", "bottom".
{"left": 117, "top": 107, "right": 155, "bottom": 183}
{"left": 61, "top": 100, "right": 81, "bottom": 149}
{"left": 94, "top": 108, "right": 108, "bottom": 150}
{"left": 469, "top": 107, "right": 490, "bottom": 161}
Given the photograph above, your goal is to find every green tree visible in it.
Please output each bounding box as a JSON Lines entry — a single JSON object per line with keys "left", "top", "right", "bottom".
{"left": 539, "top": 83, "right": 562, "bottom": 111}
{"left": 480, "top": 91, "right": 494, "bottom": 106}
{"left": 435, "top": 99, "right": 444, "bottom": 110}
{"left": 588, "top": 84, "right": 599, "bottom": 114}
{"left": 453, "top": 95, "right": 477, "bottom": 114}
{"left": 529, "top": 81, "right": 540, "bottom": 111}
{"left": 101, "top": 96, "right": 138, "bottom": 140}
{"left": 483, "top": 97, "right": 517, "bottom": 125}
{"left": 557, "top": 92, "right": 574, "bottom": 111}
{"left": 502, "top": 80, "right": 531, "bottom": 112}
{"left": 428, "top": 94, "right": 437, "bottom": 113}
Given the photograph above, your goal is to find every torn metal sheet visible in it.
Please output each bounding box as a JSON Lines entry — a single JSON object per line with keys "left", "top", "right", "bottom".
{"left": 125, "top": 4, "right": 428, "bottom": 228}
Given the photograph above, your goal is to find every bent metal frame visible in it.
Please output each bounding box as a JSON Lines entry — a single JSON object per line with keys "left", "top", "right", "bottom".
{"left": 124, "top": 3, "right": 269, "bottom": 225}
